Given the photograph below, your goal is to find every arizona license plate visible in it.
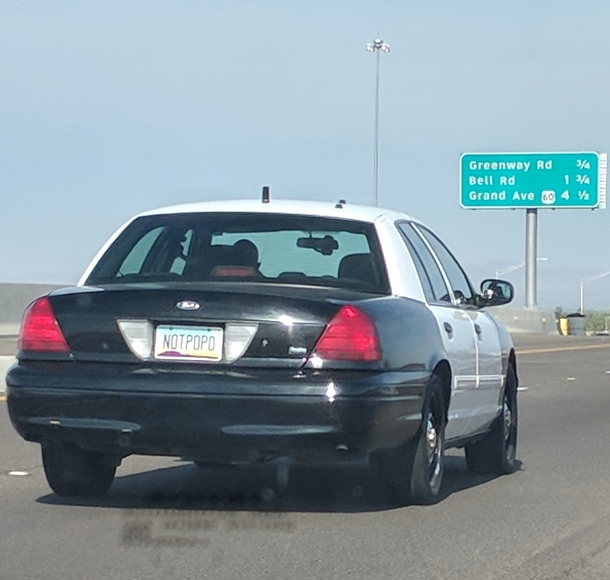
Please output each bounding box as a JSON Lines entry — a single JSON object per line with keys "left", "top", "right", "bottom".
{"left": 154, "top": 325, "right": 223, "bottom": 361}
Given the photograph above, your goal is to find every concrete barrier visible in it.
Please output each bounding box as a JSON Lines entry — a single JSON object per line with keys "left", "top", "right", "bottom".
{"left": 0, "top": 283, "right": 64, "bottom": 328}
{"left": 488, "top": 306, "right": 559, "bottom": 334}
{"left": 0, "top": 283, "right": 66, "bottom": 393}
{"left": 1, "top": 356, "right": 15, "bottom": 393}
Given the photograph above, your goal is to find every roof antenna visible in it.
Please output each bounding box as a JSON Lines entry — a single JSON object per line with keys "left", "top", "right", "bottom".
{"left": 262, "top": 186, "right": 270, "bottom": 204}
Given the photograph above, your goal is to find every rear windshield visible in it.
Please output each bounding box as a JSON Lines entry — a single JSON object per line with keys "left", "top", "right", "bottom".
{"left": 85, "top": 212, "right": 391, "bottom": 294}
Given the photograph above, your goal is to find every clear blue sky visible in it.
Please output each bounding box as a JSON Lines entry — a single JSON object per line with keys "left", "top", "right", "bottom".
{"left": 2, "top": 1, "right": 610, "bottom": 309}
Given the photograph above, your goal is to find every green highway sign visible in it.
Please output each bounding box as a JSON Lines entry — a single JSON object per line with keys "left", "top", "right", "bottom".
{"left": 460, "top": 152, "right": 607, "bottom": 209}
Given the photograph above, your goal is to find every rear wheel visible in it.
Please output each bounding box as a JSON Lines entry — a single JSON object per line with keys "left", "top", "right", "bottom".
{"left": 465, "top": 363, "right": 518, "bottom": 474}
{"left": 42, "top": 443, "right": 116, "bottom": 497}
{"left": 372, "top": 373, "right": 446, "bottom": 505}
{"left": 409, "top": 374, "right": 446, "bottom": 504}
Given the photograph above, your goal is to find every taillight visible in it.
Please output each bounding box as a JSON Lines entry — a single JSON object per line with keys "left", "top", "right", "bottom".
{"left": 18, "top": 297, "right": 70, "bottom": 352}
{"left": 311, "top": 305, "right": 381, "bottom": 362}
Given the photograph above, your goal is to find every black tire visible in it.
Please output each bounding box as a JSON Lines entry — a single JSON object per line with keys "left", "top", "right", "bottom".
{"left": 465, "top": 363, "right": 518, "bottom": 475}
{"left": 408, "top": 374, "right": 447, "bottom": 504}
{"left": 42, "top": 443, "right": 116, "bottom": 497}
{"left": 371, "top": 373, "right": 447, "bottom": 505}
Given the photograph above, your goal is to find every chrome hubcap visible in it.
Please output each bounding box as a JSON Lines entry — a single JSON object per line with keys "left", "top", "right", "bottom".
{"left": 426, "top": 418, "right": 437, "bottom": 460}
{"left": 503, "top": 404, "right": 512, "bottom": 440}
{"left": 425, "top": 412, "right": 442, "bottom": 486}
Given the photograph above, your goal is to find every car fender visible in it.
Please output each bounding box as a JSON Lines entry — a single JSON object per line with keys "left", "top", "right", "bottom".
{"left": 356, "top": 296, "right": 450, "bottom": 376}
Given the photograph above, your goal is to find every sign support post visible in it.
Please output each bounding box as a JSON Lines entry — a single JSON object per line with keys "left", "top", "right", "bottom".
{"left": 525, "top": 208, "right": 538, "bottom": 308}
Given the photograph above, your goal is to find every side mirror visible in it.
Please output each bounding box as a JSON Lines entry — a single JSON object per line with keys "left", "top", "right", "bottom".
{"left": 478, "top": 279, "right": 514, "bottom": 307}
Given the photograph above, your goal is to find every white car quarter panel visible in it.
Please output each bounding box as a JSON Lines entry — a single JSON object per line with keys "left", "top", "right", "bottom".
{"left": 373, "top": 215, "right": 427, "bottom": 301}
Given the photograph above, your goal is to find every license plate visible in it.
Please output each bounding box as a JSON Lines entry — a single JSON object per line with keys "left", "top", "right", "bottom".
{"left": 154, "top": 325, "right": 223, "bottom": 361}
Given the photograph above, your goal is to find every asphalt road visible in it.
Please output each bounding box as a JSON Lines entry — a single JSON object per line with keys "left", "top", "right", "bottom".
{"left": 2, "top": 334, "right": 610, "bottom": 579}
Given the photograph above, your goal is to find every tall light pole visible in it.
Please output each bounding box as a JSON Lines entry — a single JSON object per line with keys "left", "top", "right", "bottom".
{"left": 580, "top": 271, "right": 610, "bottom": 314}
{"left": 366, "top": 38, "right": 390, "bottom": 207}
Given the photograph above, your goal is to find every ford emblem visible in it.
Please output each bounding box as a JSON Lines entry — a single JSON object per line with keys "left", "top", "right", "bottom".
{"left": 176, "top": 300, "right": 200, "bottom": 311}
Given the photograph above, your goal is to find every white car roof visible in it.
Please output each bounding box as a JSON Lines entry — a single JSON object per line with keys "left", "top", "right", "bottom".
{"left": 78, "top": 198, "right": 430, "bottom": 289}
{"left": 137, "top": 198, "right": 421, "bottom": 226}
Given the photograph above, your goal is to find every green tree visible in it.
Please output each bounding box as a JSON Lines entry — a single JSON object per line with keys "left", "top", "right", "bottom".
{"left": 585, "top": 311, "right": 610, "bottom": 333}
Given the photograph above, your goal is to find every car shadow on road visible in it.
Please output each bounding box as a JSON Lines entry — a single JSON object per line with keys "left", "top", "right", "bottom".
{"left": 36, "top": 454, "right": 523, "bottom": 514}
{"left": 437, "top": 455, "right": 524, "bottom": 503}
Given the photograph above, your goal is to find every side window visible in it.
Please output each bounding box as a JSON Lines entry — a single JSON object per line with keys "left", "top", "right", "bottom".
{"left": 397, "top": 222, "right": 451, "bottom": 303}
{"left": 415, "top": 225, "right": 475, "bottom": 305}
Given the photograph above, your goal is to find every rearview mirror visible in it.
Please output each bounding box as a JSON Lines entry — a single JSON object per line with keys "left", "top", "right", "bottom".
{"left": 296, "top": 235, "right": 339, "bottom": 256}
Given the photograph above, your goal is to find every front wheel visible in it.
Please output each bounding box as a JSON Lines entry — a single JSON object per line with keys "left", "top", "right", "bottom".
{"left": 42, "top": 443, "right": 116, "bottom": 497}
{"left": 465, "top": 363, "right": 518, "bottom": 474}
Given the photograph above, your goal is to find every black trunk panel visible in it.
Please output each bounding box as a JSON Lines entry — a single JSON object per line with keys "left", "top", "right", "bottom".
{"left": 44, "top": 284, "right": 371, "bottom": 364}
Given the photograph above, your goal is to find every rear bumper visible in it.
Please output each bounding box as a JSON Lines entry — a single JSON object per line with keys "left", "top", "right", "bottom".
{"left": 6, "top": 361, "right": 428, "bottom": 464}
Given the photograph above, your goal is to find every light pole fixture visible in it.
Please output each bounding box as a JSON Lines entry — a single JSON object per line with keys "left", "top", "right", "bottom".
{"left": 495, "top": 257, "right": 548, "bottom": 279}
{"left": 366, "top": 38, "right": 390, "bottom": 207}
{"left": 579, "top": 271, "right": 610, "bottom": 314}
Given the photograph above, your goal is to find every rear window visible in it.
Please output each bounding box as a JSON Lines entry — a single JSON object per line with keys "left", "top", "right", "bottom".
{"left": 85, "top": 212, "right": 391, "bottom": 294}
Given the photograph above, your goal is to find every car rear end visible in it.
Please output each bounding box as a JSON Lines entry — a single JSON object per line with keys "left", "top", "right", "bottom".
{"left": 6, "top": 206, "right": 428, "bottom": 469}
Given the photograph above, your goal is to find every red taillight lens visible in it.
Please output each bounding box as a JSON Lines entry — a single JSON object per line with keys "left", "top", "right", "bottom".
{"left": 312, "top": 305, "right": 381, "bottom": 362}
{"left": 18, "top": 297, "right": 70, "bottom": 352}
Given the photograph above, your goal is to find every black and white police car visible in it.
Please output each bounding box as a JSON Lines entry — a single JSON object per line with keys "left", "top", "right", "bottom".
{"left": 6, "top": 196, "right": 518, "bottom": 504}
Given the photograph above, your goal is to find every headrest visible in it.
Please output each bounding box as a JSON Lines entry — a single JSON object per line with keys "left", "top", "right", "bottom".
{"left": 338, "top": 253, "right": 375, "bottom": 281}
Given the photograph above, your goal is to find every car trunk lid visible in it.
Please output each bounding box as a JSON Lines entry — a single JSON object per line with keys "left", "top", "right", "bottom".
{"left": 28, "top": 283, "right": 378, "bottom": 368}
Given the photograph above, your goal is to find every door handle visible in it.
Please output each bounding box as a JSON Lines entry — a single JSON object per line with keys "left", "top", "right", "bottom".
{"left": 474, "top": 324, "right": 482, "bottom": 335}
{"left": 444, "top": 322, "right": 453, "bottom": 334}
